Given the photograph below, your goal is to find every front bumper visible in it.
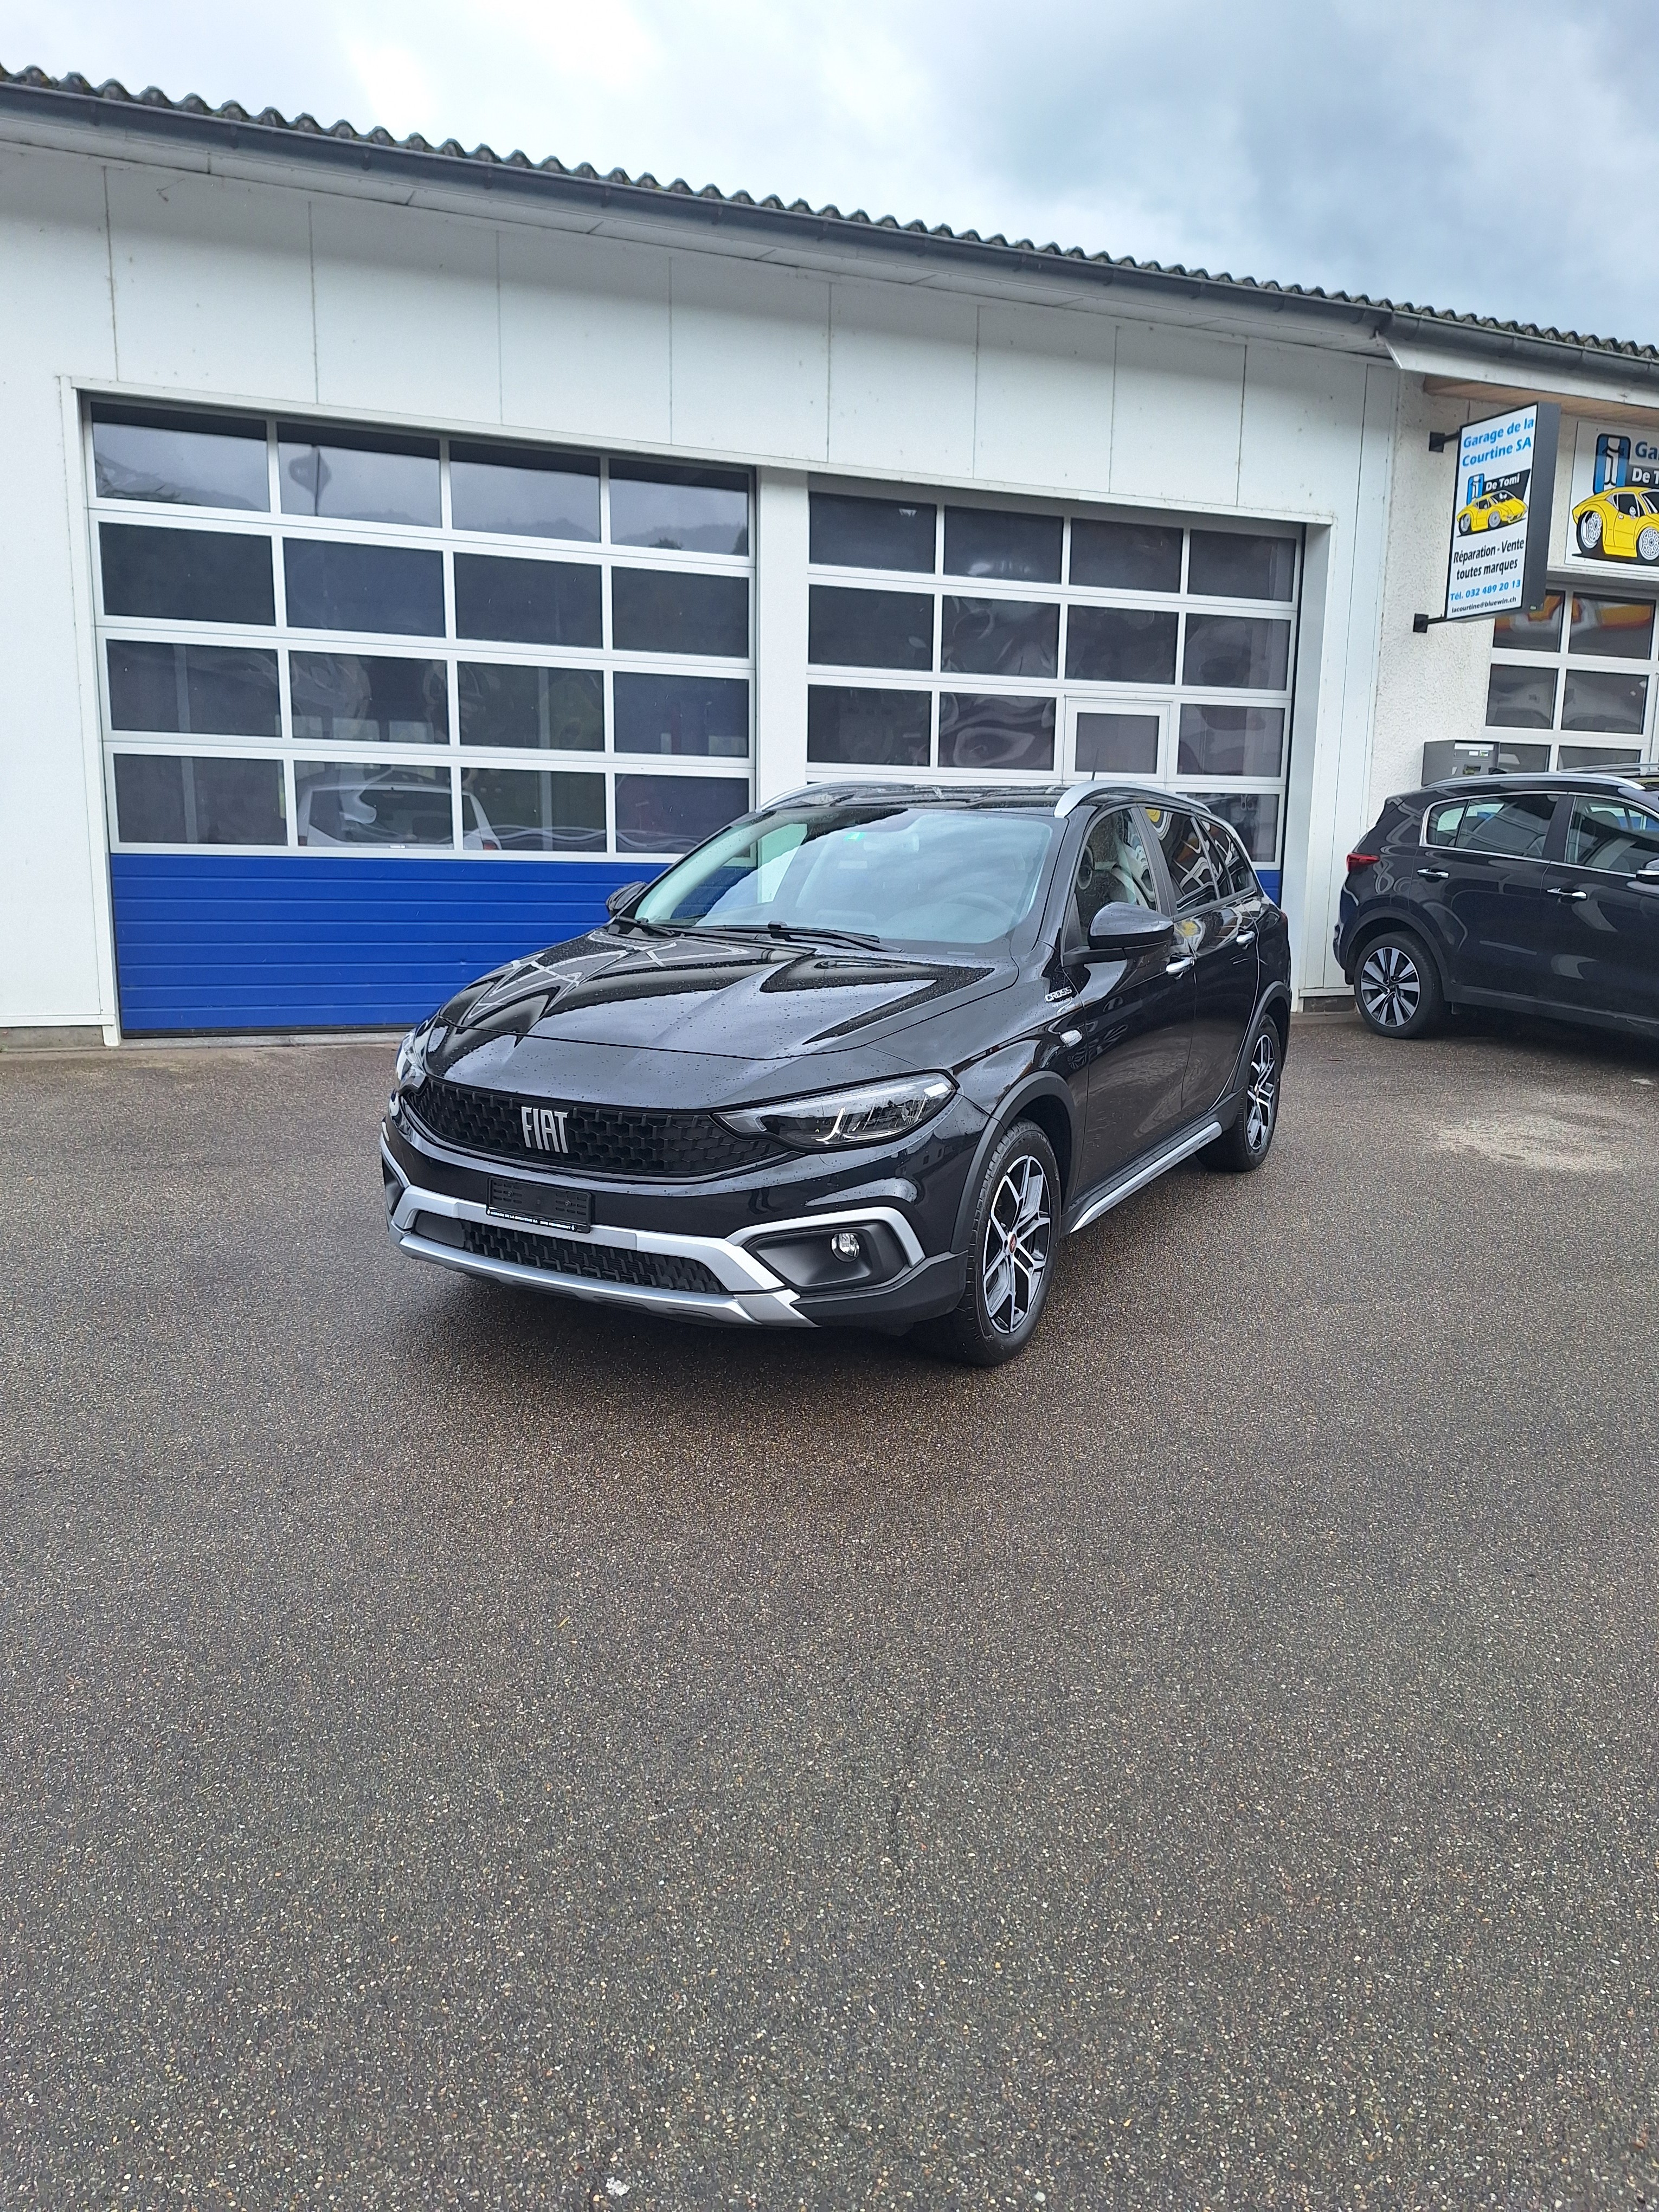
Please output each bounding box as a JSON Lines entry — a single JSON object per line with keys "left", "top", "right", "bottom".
{"left": 381, "top": 1112, "right": 969, "bottom": 1332}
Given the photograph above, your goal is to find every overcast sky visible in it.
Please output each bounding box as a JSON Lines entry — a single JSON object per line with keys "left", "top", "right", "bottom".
{"left": 2, "top": 0, "right": 1654, "bottom": 346}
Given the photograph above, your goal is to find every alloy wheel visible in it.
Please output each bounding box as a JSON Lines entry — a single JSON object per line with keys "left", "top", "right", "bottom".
{"left": 1359, "top": 942, "right": 1421, "bottom": 1028}
{"left": 1244, "top": 1030, "right": 1279, "bottom": 1153}
{"left": 981, "top": 1153, "right": 1052, "bottom": 1336}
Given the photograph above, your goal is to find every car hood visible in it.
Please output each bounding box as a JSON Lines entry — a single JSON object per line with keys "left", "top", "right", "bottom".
{"left": 422, "top": 928, "right": 1009, "bottom": 1108}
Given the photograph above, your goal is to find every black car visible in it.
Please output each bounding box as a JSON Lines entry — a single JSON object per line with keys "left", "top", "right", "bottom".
{"left": 1336, "top": 767, "right": 1659, "bottom": 1040}
{"left": 382, "top": 783, "right": 1291, "bottom": 1364}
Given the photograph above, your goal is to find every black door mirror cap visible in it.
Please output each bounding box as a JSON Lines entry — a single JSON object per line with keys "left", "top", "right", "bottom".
{"left": 606, "top": 881, "right": 651, "bottom": 918}
{"left": 1085, "top": 903, "right": 1177, "bottom": 959}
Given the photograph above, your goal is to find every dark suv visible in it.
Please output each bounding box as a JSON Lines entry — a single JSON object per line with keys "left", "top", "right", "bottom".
{"left": 1336, "top": 768, "right": 1659, "bottom": 1038}
{"left": 382, "top": 782, "right": 1291, "bottom": 1365}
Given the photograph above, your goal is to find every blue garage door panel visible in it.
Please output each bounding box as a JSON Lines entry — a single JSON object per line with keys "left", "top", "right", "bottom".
{"left": 110, "top": 854, "right": 647, "bottom": 1032}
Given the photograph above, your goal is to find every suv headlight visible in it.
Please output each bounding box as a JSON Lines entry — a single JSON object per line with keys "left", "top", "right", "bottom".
{"left": 394, "top": 1026, "right": 428, "bottom": 1089}
{"left": 717, "top": 1073, "right": 955, "bottom": 1149}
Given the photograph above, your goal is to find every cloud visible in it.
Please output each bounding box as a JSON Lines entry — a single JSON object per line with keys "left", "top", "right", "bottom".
{"left": 1, "top": 0, "right": 1655, "bottom": 342}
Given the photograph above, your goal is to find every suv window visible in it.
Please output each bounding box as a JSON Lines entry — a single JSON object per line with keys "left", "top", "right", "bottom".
{"left": 1074, "top": 807, "right": 1159, "bottom": 933}
{"left": 1565, "top": 798, "right": 1659, "bottom": 873}
{"left": 1202, "top": 818, "right": 1258, "bottom": 897}
{"left": 1144, "top": 804, "right": 1219, "bottom": 911}
{"left": 1424, "top": 792, "right": 1556, "bottom": 858}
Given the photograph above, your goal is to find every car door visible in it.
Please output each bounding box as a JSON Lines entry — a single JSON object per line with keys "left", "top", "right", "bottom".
{"left": 1064, "top": 803, "right": 1195, "bottom": 1192}
{"left": 1534, "top": 795, "right": 1659, "bottom": 1025}
{"left": 1420, "top": 788, "right": 1564, "bottom": 999}
{"left": 1141, "top": 803, "right": 1253, "bottom": 1116}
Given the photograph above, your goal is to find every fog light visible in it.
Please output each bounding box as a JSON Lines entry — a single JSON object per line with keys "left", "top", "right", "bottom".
{"left": 829, "top": 1229, "right": 862, "bottom": 1263}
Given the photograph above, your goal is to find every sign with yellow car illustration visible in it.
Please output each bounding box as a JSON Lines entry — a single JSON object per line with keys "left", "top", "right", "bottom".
{"left": 1565, "top": 420, "right": 1659, "bottom": 572}
{"left": 1443, "top": 403, "right": 1559, "bottom": 620}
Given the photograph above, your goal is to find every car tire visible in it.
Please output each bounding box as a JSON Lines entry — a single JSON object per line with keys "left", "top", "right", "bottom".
{"left": 1457, "top": 513, "right": 1470, "bottom": 535}
{"left": 1204, "top": 1019, "right": 1283, "bottom": 1173}
{"left": 1638, "top": 525, "right": 1659, "bottom": 564}
{"left": 1354, "top": 928, "right": 1444, "bottom": 1038}
{"left": 923, "top": 1118, "right": 1060, "bottom": 1367}
{"left": 1578, "top": 510, "right": 1603, "bottom": 554}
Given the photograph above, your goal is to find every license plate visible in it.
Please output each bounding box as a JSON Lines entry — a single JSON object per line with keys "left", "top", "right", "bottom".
{"left": 487, "top": 1176, "right": 593, "bottom": 1233}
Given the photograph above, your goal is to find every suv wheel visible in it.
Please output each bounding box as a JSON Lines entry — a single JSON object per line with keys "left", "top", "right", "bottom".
{"left": 1355, "top": 928, "right": 1443, "bottom": 1038}
{"left": 924, "top": 1119, "right": 1059, "bottom": 1367}
{"left": 1205, "top": 1019, "right": 1282, "bottom": 1172}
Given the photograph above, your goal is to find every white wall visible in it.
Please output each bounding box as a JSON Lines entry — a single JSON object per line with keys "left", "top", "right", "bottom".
{"left": 0, "top": 122, "right": 1402, "bottom": 1022}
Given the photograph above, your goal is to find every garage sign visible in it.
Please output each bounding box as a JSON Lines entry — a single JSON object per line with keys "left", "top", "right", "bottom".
{"left": 1563, "top": 419, "right": 1659, "bottom": 574}
{"left": 1442, "top": 403, "right": 1559, "bottom": 620}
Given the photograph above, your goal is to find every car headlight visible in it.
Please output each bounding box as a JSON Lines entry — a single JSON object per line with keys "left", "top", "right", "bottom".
{"left": 394, "top": 1026, "right": 428, "bottom": 1089}
{"left": 717, "top": 1073, "right": 955, "bottom": 1149}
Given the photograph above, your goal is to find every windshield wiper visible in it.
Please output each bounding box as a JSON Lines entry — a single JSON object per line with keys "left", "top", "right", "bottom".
{"left": 761, "top": 920, "right": 883, "bottom": 951}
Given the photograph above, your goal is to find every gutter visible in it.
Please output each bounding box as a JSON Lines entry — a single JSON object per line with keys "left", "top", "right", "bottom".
{"left": 5, "top": 74, "right": 1659, "bottom": 401}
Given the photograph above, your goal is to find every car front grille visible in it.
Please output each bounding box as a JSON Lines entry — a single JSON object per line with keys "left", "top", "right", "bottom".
{"left": 446, "top": 1217, "right": 726, "bottom": 1296}
{"left": 404, "top": 1075, "right": 780, "bottom": 1179}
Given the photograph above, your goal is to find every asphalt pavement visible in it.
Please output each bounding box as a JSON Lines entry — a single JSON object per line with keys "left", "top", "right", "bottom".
{"left": 3, "top": 1011, "right": 1658, "bottom": 2210}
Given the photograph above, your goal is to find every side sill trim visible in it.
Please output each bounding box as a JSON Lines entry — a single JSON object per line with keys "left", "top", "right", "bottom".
{"left": 1065, "top": 1117, "right": 1223, "bottom": 1236}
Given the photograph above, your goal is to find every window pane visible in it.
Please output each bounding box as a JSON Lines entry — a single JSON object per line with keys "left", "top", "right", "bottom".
{"left": 283, "top": 539, "right": 444, "bottom": 636}
{"left": 290, "top": 653, "right": 448, "bottom": 744}
{"left": 809, "top": 491, "right": 936, "bottom": 572}
{"left": 106, "top": 641, "right": 280, "bottom": 737}
{"left": 613, "top": 673, "right": 749, "bottom": 757}
{"left": 809, "top": 586, "right": 934, "bottom": 670}
{"left": 1187, "top": 530, "right": 1295, "bottom": 601}
{"left": 1561, "top": 668, "right": 1648, "bottom": 734}
{"left": 1486, "top": 663, "right": 1558, "bottom": 728}
{"left": 608, "top": 461, "right": 749, "bottom": 555}
{"left": 1565, "top": 800, "right": 1659, "bottom": 872}
{"left": 100, "top": 524, "right": 274, "bottom": 626}
{"left": 940, "top": 597, "right": 1058, "bottom": 679}
{"left": 1203, "top": 818, "right": 1261, "bottom": 896}
{"left": 1493, "top": 594, "right": 1563, "bottom": 652}
{"left": 944, "top": 506, "right": 1062, "bottom": 583}
{"left": 1182, "top": 614, "right": 1291, "bottom": 689}
{"left": 1144, "top": 805, "right": 1219, "bottom": 910}
{"left": 806, "top": 686, "right": 930, "bottom": 767}
{"left": 461, "top": 767, "right": 607, "bottom": 852}
{"left": 278, "top": 424, "right": 440, "bottom": 526}
{"left": 1451, "top": 794, "right": 1557, "bottom": 857}
{"left": 611, "top": 569, "right": 748, "bottom": 657}
{"left": 457, "top": 665, "right": 603, "bottom": 750}
{"left": 113, "top": 753, "right": 285, "bottom": 846}
{"left": 1193, "top": 790, "right": 1279, "bottom": 865}
{"left": 1569, "top": 596, "right": 1656, "bottom": 658}
{"left": 91, "top": 403, "right": 268, "bottom": 511}
{"left": 1076, "top": 711, "right": 1159, "bottom": 774}
{"left": 1066, "top": 606, "right": 1178, "bottom": 684}
{"left": 1069, "top": 518, "right": 1182, "bottom": 592}
{"left": 453, "top": 554, "right": 602, "bottom": 647}
{"left": 295, "top": 759, "right": 454, "bottom": 847}
{"left": 937, "top": 693, "right": 1054, "bottom": 771}
{"left": 1076, "top": 809, "right": 1160, "bottom": 934}
{"left": 1558, "top": 744, "right": 1643, "bottom": 771}
{"left": 1177, "top": 704, "right": 1284, "bottom": 777}
{"left": 449, "top": 442, "right": 600, "bottom": 541}
{"left": 614, "top": 774, "right": 750, "bottom": 853}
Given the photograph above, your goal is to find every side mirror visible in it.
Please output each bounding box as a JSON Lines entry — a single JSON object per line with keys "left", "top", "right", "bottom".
{"left": 1085, "top": 903, "right": 1176, "bottom": 960}
{"left": 606, "top": 880, "right": 650, "bottom": 918}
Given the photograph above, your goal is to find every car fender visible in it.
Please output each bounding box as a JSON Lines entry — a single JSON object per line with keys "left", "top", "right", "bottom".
{"left": 1338, "top": 898, "right": 1455, "bottom": 987}
{"left": 948, "top": 1068, "right": 1079, "bottom": 1255}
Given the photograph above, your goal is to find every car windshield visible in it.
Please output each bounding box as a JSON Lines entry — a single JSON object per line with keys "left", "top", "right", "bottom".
{"left": 632, "top": 801, "right": 1060, "bottom": 946}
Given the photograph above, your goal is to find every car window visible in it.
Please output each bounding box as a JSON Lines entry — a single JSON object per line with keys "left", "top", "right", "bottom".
{"left": 1073, "top": 807, "right": 1159, "bottom": 933}
{"left": 1144, "top": 805, "right": 1219, "bottom": 911}
{"left": 1564, "top": 799, "right": 1659, "bottom": 874}
{"left": 1425, "top": 793, "right": 1555, "bottom": 858}
{"left": 1201, "top": 818, "right": 1258, "bottom": 897}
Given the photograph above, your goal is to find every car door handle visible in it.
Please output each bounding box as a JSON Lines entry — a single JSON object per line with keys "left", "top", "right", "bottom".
{"left": 1165, "top": 955, "right": 1195, "bottom": 975}
{"left": 1236, "top": 928, "right": 1256, "bottom": 946}
{"left": 1546, "top": 886, "right": 1589, "bottom": 901}
{"left": 1418, "top": 867, "right": 1450, "bottom": 881}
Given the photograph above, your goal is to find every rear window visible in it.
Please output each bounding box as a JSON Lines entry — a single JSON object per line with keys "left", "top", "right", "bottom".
{"left": 1425, "top": 792, "right": 1556, "bottom": 858}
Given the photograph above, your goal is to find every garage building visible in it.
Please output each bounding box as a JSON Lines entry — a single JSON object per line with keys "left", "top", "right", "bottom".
{"left": 3, "top": 65, "right": 1658, "bottom": 1038}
